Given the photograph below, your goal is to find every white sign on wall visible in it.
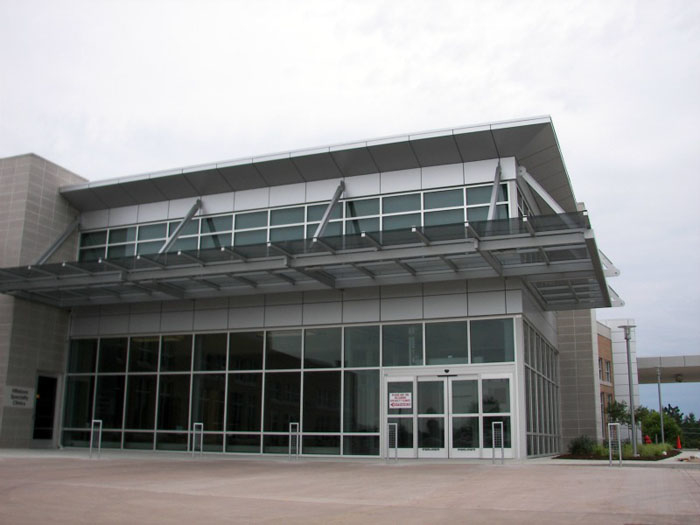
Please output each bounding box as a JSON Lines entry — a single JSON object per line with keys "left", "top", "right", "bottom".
{"left": 4, "top": 386, "right": 34, "bottom": 409}
{"left": 389, "top": 392, "right": 412, "bottom": 409}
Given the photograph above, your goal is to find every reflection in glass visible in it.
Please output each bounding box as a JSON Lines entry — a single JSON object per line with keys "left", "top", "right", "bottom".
{"left": 129, "top": 336, "right": 159, "bottom": 372}
{"left": 418, "top": 381, "right": 444, "bottom": 414}
{"left": 193, "top": 333, "right": 227, "bottom": 371}
{"left": 418, "top": 418, "right": 445, "bottom": 448}
{"left": 425, "top": 322, "right": 468, "bottom": 365}
{"left": 67, "top": 339, "right": 97, "bottom": 373}
{"left": 157, "top": 375, "right": 190, "bottom": 430}
{"left": 201, "top": 215, "right": 232, "bottom": 233}
{"left": 269, "top": 226, "right": 304, "bottom": 242}
{"left": 160, "top": 334, "right": 192, "bottom": 372}
{"left": 307, "top": 204, "right": 342, "bottom": 222}
{"left": 344, "top": 325, "right": 379, "bottom": 367}
{"left": 109, "top": 227, "right": 136, "bottom": 243}
{"left": 452, "top": 417, "right": 479, "bottom": 448}
{"left": 424, "top": 189, "right": 463, "bottom": 209}
{"left": 388, "top": 417, "right": 413, "bottom": 448}
{"left": 451, "top": 380, "right": 479, "bottom": 413}
{"left": 266, "top": 330, "right": 301, "bottom": 369}
{"left": 482, "top": 378, "right": 510, "bottom": 413}
{"left": 263, "top": 434, "right": 289, "bottom": 453}
{"left": 383, "top": 324, "right": 423, "bottom": 366}
{"left": 138, "top": 223, "right": 167, "bottom": 240}
{"left": 344, "top": 370, "right": 379, "bottom": 432}
{"left": 98, "top": 338, "right": 128, "bottom": 373}
{"left": 264, "top": 372, "right": 300, "bottom": 431}
{"left": 125, "top": 375, "right": 156, "bottom": 429}
{"left": 234, "top": 229, "right": 266, "bottom": 246}
{"left": 346, "top": 218, "right": 379, "bottom": 234}
{"left": 229, "top": 332, "right": 263, "bottom": 370}
{"left": 343, "top": 436, "right": 380, "bottom": 456}
{"left": 124, "top": 432, "right": 154, "bottom": 449}
{"left": 383, "top": 194, "right": 420, "bottom": 214}
{"left": 424, "top": 209, "right": 464, "bottom": 226}
{"left": 227, "top": 373, "right": 262, "bottom": 431}
{"left": 191, "top": 374, "right": 225, "bottom": 431}
{"left": 470, "top": 319, "right": 514, "bottom": 363}
{"left": 156, "top": 432, "right": 188, "bottom": 451}
{"left": 383, "top": 213, "right": 420, "bottom": 231}
{"left": 226, "top": 434, "right": 260, "bottom": 453}
{"left": 303, "top": 372, "right": 340, "bottom": 432}
{"left": 63, "top": 376, "right": 94, "bottom": 428}
{"left": 304, "top": 328, "right": 341, "bottom": 368}
{"left": 346, "top": 199, "right": 378, "bottom": 217}
{"left": 236, "top": 211, "right": 268, "bottom": 230}
{"left": 95, "top": 375, "right": 124, "bottom": 429}
{"left": 270, "top": 207, "right": 304, "bottom": 226}
{"left": 303, "top": 435, "right": 340, "bottom": 455}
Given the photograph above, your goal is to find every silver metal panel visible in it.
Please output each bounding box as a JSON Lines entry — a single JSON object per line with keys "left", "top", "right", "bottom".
{"left": 409, "top": 135, "right": 463, "bottom": 167}
{"left": 253, "top": 157, "right": 303, "bottom": 185}
{"left": 183, "top": 168, "right": 233, "bottom": 194}
{"left": 151, "top": 173, "right": 198, "bottom": 199}
{"left": 91, "top": 183, "right": 137, "bottom": 208}
{"left": 119, "top": 178, "right": 167, "bottom": 204}
{"left": 453, "top": 129, "right": 499, "bottom": 162}
{"left": 330, "top": 145, "right": 378, "bottom": 176}
{"left": 290, "top": 150, "right": 343, "bottom": 181}
{"left": 366, "top": 141, "right": 419, "bottom": 172}
{"left": 217, "top": 161, "right": 267, "bottom": 190}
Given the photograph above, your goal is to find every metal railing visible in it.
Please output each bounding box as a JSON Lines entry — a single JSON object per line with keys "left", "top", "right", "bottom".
{"left": 288, "top": 422, "right": 300, "bottom": 459}
{"left": 89, "top": 419, "right": 102, "bottom": 459}
{"left": 386, "top": 422, "right": 398, "bottom": 463}
{"left": 191, "top": 422, "right": 203, "bottom": 457}
{"left": 491, "top": 421, "right": 504, "bottom": 464}
{"left": 608, "top": 422, "right": 622, "bottom": 467}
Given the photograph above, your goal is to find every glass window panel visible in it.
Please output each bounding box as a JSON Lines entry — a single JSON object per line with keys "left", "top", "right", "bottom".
{"left": 424, "top": 209, "right": 464, "bottom": 227}
{"left": 125, "top": 375, "right": 156, "bottom": 429}
{"left": 169, "top": 219, "right": 199, "bottom": 236}
{"left": 452, "top": 417, "right": 479, "bottom": 448}
{"left": 263, "top": 372, "right": 300, "bottom": 431}
{"left": 266, "top": 330, "right": 302, "bottom": 370}
{"left": 482, "top": 378, "right": 510, "bottom": 413}
{"left": 383, "top": 213, "right": 420, "bottom": 231}
{"left": 128, "top": 336, "right": 159, "bottom": 372}
{"left": 387, "top": 381, "right": 413, "bottom": 416}
{"left": 388, "top": 417, "right": 413, "bottom": 448}
{"left": 263, "top": 434, "right": 290, "bottom": 454}
{"left": 160, "top": 334, "right": 192, "bottom": 372}
{"left": 99, "top": 431, "right": 122, "bottom": 449}
{"left": 425, "top": 321, "right": 468, "bottom": 365}
{"left": 383, "top": 194, "right": 420, "bottom": 214}
{"left": 193, "top": 333, "right": 227, "bottom": 371}
{"left": 79, "top": 247, "right": 105, "bottom": 262}
{"left": 109, "top": 227, "right": 136, "bottom": 244}
{"left": 156, "top": 432, "right": 188, "bottom": 451}
{"left": 470, "top": 319, "right": 514, "bottom": 363}
{"left": 346, "top": 198, "right": 378, "bottom": 217}
{"left": 234, "top": 229, "right": 267, "bottom": 246}
{"left": 138, "top": 223, "right": 167, "bottom": 241}
{"left": 303, "top": 435, "right": 340, "bottom": 455}
{"left": 467, "top": 184, "right": 507, "bottom": 205}
{"left": 343, "top": 436, "right": 380, "bottom": 456}
{"left": 424, "top": 189, "right": 464, "bottom": 209}
{"left": 307, "top": 204, "right": 342, "bottom": 222}
{"left": 200, "top": 233, "right": 231, "bottom": 249}
{"left": 64, "top": 429, "right": 105, "bottom": 448}
{"left": 270, "top": 207, "right": 304, "bottom": 226}
{"left": 80, "top": 231, "right": 107, "bottom": 247}
{"left": 344, "top": 325, "right": 380, "bottom": 368}
{"left": 225, "top": 434, "right": 260, "bottom": 453}
{"left": 157, "top": 375, "right": 190, "bottom": 430}
{"left": 483, "top": 416, "right": 511, "bottom": 447}
{"left": 235, "top": 211, "right": 268, "bottom": 230}
{"left": 269, "top": 226, "right": 304, "bottom": 242}
{"left": 302, "top": 371, "right": 340, "bottom": 432}
{"left": 124, "top": 432, "right": 154, "bottom": 449}
{"left": 137, "top": 240, "right": 163, "bottom": 255}
{"left": 452, "top": 380, "right": 478, "bottom": 413}
{"left": 229, "top": 332, "right": 263, "bottom": 370}
{"left": 67, "top": 339, "right": 97, "bottom": 373}
{"left": 418, "top": 417, "right": 445, "bottom": 448}
{"left": 169, "top": 237, "right": 198, "bottom": 252}
{"left": 107, "top": 243, "right": 135, "bottom": 258}
{"left": 227, "top": 373, "right": 262, "bottom": 431}
{"left": 200, "top": 433, "right": 224, "bottom": 453}
{"left": 467, "top": 206, "right": 488, "bottom": 221}
{"left": 382, "top": 324, "right": 423, "bottom": 366}
{"left": 496, "top": 204, "right": 508, "bottom": 219}
{"left": 191, "top": 374, "right": 225, "bottom": 431}
{"left": 306, "top": 221, "right": 342, "bottom": 239}
{"left": 62, "top": 376, "right": 94, "bottom": 428}
{"left": 304, "top": 328, "right": 341, "bottom": 368}
{"left": 98, "top": 337, "right": 127, "bottom": 373}
{"left": 201, "top": 215, "right": 232, "bottom": 233}
{"left": 344, "top": 370, "right": 379, "bottom": 432}
{"left": 95, "top": 375, "right": 124, "bottom": 428}
{"left": 346, "top": 218, "right": 379, "bottom": 234}
{"left": 418, "top": 381, "right": 444, "bottom": 414}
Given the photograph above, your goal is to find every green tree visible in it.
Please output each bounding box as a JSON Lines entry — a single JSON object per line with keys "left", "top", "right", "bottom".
{"left": 681, "top": 412, "right": 700, "bottom": 448}
{"left": 607, "top": 400, "right": 631, "bottom": 424}
{"left": 638, "top": 409, "right": 681, "bottom": 443}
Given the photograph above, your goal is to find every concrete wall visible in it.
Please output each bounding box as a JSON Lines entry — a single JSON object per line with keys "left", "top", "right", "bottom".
{"left": 0, "top": 154, "right": 84, "bottom": 447}
{"left": 556, "top": 309, "right": 602, "bottom": 446}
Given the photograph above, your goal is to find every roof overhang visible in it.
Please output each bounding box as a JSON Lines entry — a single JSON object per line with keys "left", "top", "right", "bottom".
{"left": 60, "top": 116, "right": 577, "bottom": 213}
{"left": 0, "top": 213, "right": 614, "bottom": 311}
{"left": 637, "top": 355, "right": 700, "bottom": 384}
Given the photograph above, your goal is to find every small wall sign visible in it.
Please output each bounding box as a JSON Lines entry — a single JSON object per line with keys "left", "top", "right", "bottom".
{"left": 389, "top": 392, "right": 412, "bottom": 409}
{"left": 4, "top": 386, "right": 34, "bottom": 409}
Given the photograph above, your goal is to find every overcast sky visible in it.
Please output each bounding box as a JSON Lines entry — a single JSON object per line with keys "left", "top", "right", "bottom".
{"left": 1, "top": 0, "right": 699, "bottom": 416}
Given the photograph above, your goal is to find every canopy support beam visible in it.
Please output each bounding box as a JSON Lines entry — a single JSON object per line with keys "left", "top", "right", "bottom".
{"left": 158, "top": 199, "right": 201, "bottom": 254}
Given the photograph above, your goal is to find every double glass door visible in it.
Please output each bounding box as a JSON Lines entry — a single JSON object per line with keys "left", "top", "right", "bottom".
{"left": 387, "top": 376, "right": 481, "bottom": 458}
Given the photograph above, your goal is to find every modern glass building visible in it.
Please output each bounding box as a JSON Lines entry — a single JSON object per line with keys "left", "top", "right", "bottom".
{"left": 0, "top": 116, "right": 621, "bottom": 458}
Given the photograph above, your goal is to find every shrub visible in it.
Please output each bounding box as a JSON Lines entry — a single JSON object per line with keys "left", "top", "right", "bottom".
{"left": 622, "top": 442, "right": 672, "bottom": 459}
{"left": 592, "top": 444, "right": 609, "bottom": 457}
{"left": 568, "top": 435, "right": 596, "bottom": 455}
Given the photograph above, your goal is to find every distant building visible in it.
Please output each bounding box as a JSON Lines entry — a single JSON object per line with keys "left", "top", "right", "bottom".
{"left": 0, "top": 117, "right": 622, "bottom": 457}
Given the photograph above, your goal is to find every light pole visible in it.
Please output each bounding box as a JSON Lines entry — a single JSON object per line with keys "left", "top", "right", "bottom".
{"left": 620, "top": 324, "right": 637, "bottom": 456}
{"left": 657, "top": 367, "right": 665, "bottom": 443}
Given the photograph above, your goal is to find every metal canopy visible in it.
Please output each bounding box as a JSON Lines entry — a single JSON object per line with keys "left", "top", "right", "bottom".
{"left": 0, "top": 213, "right": 615, "bottom": 310}
{"left": 637, "top": 356, "right": 700, "bottom": 384}
{"left": 60, "top": 116, "right": 577, "bottom": 213}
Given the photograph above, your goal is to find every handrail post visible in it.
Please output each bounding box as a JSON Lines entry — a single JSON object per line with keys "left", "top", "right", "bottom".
{"left": 288, "top": 422, "right": 300, "bottom": 459}
{"left": 608, "top": 422, "right": 622, "bottom": 466}
{"left": 386, "top": 422, "right": 398, "bottom": 463}
{"left": 192, "top": 422, "right": 204, "bottom": 457}
{"left": 89, "top": 419, "right": 103, "bottom": 459}
{"left": 492, "top": 421, "right": 504, "bottom": 464}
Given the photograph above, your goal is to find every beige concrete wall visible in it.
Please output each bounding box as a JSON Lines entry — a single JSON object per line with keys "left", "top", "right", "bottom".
{"left": 0, "top": 154, "right": 84, "bottom": 447}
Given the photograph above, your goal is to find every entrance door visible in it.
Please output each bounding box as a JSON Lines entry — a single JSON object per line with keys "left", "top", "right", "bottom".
{"left": 416, "top": 378, "right": 447, "bottom": 458}
{"left": 33, "top": 376, "right": 57, "bottom": 440}
{"left": 448, "top": 378, "right": 480, "bottom": 458}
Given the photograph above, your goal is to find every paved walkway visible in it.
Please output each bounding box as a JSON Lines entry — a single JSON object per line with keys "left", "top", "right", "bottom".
{"left": 1, "top": 449, "right": 699, "bottom": 524}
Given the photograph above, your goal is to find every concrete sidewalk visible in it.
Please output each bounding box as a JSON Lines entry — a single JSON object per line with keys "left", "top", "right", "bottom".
{"left": 1, "top": 449, "right": 699, "bottom": 524}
